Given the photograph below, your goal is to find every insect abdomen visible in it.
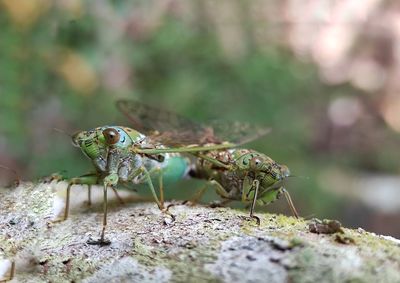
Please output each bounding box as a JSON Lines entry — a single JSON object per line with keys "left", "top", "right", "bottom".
{"left": 160, "top": 155, "right": 190, "bottom": 184}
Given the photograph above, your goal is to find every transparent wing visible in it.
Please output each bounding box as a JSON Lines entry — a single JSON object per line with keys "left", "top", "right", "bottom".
{"left": 207, "top": 120, "right": 271, "bottom": 146}
{"left": 117, "top": 99, "right": 214, "bottom": 145}
{"left": 116, "top": 99, "right": 270, "bottom": 146}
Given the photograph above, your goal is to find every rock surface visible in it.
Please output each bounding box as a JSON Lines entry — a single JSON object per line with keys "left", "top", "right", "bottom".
{"left": 0, "top": 182, "right": 399, "bottom": 283}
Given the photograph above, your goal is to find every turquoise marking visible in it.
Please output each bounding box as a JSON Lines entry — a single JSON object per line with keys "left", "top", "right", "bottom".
{"left": 112, "top": 127, "right": 134, "bottom": 148}
{"left": 159, "top": 156, "right": 190, "bottom": 184}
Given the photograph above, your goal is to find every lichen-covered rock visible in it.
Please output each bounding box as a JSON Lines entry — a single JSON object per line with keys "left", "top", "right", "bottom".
{"left": 0, "top": 182, "right": 399, "bottom": 283}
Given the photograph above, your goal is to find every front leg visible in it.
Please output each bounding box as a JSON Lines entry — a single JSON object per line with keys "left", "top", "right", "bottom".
{"left": 241, "top": 176, "right": 261, "bottom": 225}
{"left": 88, "top": 146, "right": 121, "bottom": 245}
{"left": 248, "top": 179, "right": 261, "bottom": 225}
{"left": 88, "top": 172, "right": 118, "bottom": 246}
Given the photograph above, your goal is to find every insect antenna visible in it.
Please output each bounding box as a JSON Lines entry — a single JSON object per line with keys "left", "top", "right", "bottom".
{"left": 287, "top": 175, "right": 309, "bottom": 180}
{"left": 53, "top": 127, "right": 73, "bottom": 138}
{"left": 282, "top": 188, "right": 299, "bottom": 218}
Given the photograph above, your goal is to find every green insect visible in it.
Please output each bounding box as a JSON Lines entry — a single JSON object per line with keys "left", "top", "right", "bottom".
{"left": 189, "top": 149, "right": 299, "bottom": 224}
{"left": 117, "top": 100, "right": 299, "bottom": 225}
{"left": 58, "top": 116, "right": 235, "bottom": 245}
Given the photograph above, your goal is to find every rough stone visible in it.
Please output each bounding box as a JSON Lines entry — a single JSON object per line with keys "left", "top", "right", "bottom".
{"left": 0, "top": 182, "right": 399, "bottom": 283}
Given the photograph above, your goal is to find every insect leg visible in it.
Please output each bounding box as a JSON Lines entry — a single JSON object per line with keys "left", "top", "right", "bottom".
{"left": 282, "top": 188, "right": 299, "bottom": 218}
{"left": 99, "top": 181, "right": 109, "bottom": 245}
{"left": 87, "top": 185, "right": 92, "bottom": 206}
{"left": 185, "top": 185, "right": 208, "bottom": 205}
{"left": 196, "top": 154, "right": 231, "bottom": 169}
{"left": 159, "top": 172, "right": 164, "bottom": 207}
{"left": 142, "top": 167, "right": 165, "bottom": 206}
{"left": 256, "top": 186, "right": 299, "bottom": 218}
{"left": 207, "top": 180, "right": 236, "bottom": 208}
{"left": 249, "top": 179, "right": 261, "bottom": 225}
{"left": 139, "top": 167, "right": 163, "bottom": 210}
{"left": 140, "top": 167, "right": 175, "bottom": 220}
{"left": 111, "top": 187, "right": 125, "bottom": 205}
{"left": 239, "top": 176, "right": 261, "bottom": 225}
{"left": 88, "top": 173, "right": 118, "bottom": 246}
{"left": 183, "top": 182, "right": 210, "bottom": 206}
{"left": 135, "top": 143, "right": 236, "bottom": 156}
{"left": 56, "top": 174, "right": 99, "bottom": 222}
{"left": 209, "top": 180, "right": 231, "bottom": 198}
{"left": 242, "top": 175, "right": 253, "bottom": 203}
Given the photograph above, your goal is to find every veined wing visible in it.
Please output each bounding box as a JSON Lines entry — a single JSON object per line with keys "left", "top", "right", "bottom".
{"left": 116, "top": 99, "right": 270, "bottom": 146}
{"left": 117, "top": 99, "right": 209, "bottom": 145}
{"left": 207, "top": 120, "right": 271, "bottom": 146}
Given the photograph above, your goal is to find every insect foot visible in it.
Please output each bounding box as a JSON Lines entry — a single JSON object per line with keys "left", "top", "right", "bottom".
{"left": 239, "top": 215, "right": 261, "bottom": 226}
{"left": 88, "top": 175, "right": 120, "bottom": 246}
{"left": 161, "top": 207, "right": 176, "bottom": 225}
{"left": 41, "top": 171, "right": 67, "bottom": 183}
{"left": 86, "top": 237, "right": 111, "bottom": 246}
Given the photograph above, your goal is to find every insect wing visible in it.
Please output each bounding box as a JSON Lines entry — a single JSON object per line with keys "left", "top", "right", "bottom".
{"left": 117, "top": 99, "right": 219, "bottom": 145}
{"left": 208, "top": 120, "right": 271, "bottom": 146}
{"left": 116, "top": 99, "right": 270, "bottom": 146}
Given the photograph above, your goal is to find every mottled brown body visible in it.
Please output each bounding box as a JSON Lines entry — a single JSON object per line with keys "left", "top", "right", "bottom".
{"left": 190, "top": 149, "right": 248, "bottom": 200}
{"left": 190, "top": 148, "right": 290, "bottom": 204}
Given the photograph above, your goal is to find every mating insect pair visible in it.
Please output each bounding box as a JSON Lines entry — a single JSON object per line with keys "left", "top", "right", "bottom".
{"left": 57, "top": 100, "right": 298, "bottom": 245}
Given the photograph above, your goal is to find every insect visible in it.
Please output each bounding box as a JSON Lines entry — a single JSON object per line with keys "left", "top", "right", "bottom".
{"left": 117, "top": 100, "right": 299, "bottom": 225}
{"left": 189, "top": 149, "right": 299, "bottom": 224}
{"left": 59, "top": 124, "right": 234, "bottom": 245}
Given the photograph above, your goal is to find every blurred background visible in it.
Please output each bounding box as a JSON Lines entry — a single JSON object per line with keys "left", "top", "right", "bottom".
{"left": 1, "top": 0, "right": 400, "bottom": 237}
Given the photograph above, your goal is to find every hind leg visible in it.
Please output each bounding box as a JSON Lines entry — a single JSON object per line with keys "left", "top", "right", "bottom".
{"left": 53, "top": 173, "right": 99, "bottom": 222}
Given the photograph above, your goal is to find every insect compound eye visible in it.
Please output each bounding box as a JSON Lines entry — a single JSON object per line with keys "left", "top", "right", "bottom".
{"left": 102, "top": 128, "right": 120, "bottom": 145}
{"left": 280, "top": 165, "right": 290, "bottom": 178}
{"left": 249, "top": 157, "right": 263, "bottom": 170}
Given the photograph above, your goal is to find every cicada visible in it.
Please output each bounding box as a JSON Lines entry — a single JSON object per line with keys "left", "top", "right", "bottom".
{"left": 117, "top": 100, "right": 299, "bottom": 225}
{"left": 189, "top": 149, "right": 298, "bottom": 224}
{"left": 58, "top": 109, "right": 235, "bottom": 245}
